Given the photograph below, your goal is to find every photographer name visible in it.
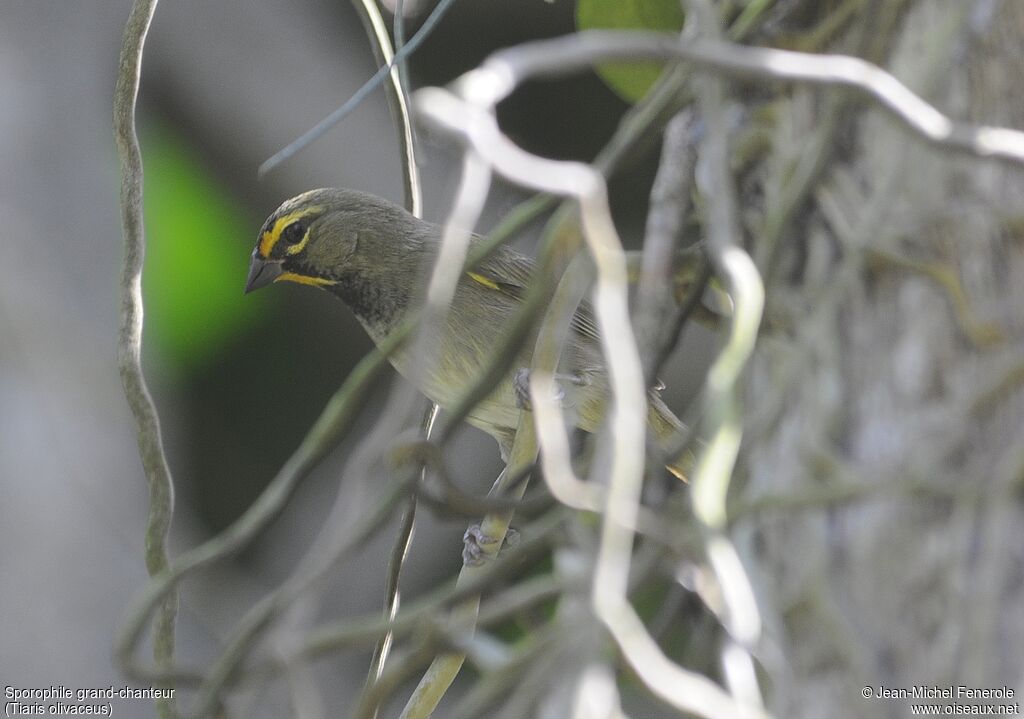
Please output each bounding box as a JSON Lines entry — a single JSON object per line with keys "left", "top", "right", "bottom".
{"left": 874, "top": 685, "right": 1015, "bottom": 700}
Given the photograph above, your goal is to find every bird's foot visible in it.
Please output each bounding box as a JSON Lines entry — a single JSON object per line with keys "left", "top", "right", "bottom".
{"left": 504, "top": 527, "right": 521, "bottom": 549}
{"left": 512, "top": 368, "right": 534, "bottom": 410}
{"left": 512, "top": 368, "right": 589, "bottom": 410}
{"left": 462, "top": 524, "right": 520, "bottom": 566}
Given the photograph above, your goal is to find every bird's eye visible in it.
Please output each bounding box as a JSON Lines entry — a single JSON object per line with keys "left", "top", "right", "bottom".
{"left": 281, "top": 220, "right": 307, "bottom": 246}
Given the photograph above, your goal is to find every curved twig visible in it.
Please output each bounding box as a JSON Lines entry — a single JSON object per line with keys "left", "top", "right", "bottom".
{"left": 483, "top": 30, "right": 1024, "bottom": 167}
{"left": 259, "top": 0, "right": 457, "bottom": 176}
{"left": 345, "top": 5, "right": 427, "bottom": 713}
{"left": 348, "top": 0, "right": 422, "bottom": 216}
{"left": 112, "top": 1, "right": 178, "bottom": 716}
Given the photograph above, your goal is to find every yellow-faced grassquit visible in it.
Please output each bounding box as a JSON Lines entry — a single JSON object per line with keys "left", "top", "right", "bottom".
{"left": 246, "top": 188, "right": 691, "bottom": 479}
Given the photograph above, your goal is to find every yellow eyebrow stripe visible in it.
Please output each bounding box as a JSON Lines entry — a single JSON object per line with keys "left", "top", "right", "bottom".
{"left": 467, "top": 271, "right": 501, "bottom": 291}
{"left": 258, "top": 206, "right": 323, "bottom": 258}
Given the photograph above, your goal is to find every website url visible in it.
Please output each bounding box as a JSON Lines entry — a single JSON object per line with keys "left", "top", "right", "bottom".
{"left": 910, "top": 704, "right": 1021, "bottom": 715}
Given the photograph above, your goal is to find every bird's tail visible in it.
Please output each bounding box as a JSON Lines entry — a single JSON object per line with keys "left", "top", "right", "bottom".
{"left": 648, "top": 395, "right": 697, "bottom": 482}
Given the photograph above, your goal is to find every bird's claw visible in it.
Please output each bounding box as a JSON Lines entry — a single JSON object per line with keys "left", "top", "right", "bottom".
{"left": 462, "top": 524, "right": 519, "bottom": 566}
{"left": 514, "top": 368, "right": 585, "bottom": 410}
{"left": 512, "top": 368, "right": 533, "bottom": 410}
{"left": 462, "top": 524, "right": 497, "bottom": 566}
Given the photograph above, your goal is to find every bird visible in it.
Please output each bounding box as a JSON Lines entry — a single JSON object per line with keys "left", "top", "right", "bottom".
{"left": 245, "top": 188, "right": 692, "bottom": 480}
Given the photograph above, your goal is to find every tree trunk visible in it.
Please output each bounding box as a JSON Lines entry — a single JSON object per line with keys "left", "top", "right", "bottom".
{"left": 739, "top": 3, "right": 1024, "bottom": 717}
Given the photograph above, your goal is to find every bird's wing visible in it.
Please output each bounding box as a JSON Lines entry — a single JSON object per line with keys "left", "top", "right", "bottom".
{"left": 470, "top": 244, "right": 602, "bottom": 345}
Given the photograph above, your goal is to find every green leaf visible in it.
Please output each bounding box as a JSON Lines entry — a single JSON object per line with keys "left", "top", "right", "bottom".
{"left": 576, "top": 0, "right": 684, "bottom": 103}
{"left": 141, "top": 118, "right": 267, "bottom": 372}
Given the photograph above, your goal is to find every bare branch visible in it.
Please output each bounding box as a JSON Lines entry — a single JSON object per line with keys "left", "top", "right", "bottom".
{"left": 348, "top": 0, "right": 422, "bottom": 216}
{"left": 343, "top": 7, "right": 430, "bottom": 712}
{"left": 115, "top": 335, "right": 399, "bottom": 685}
{"left": 397, "top": 418, "right": 539, "bottom": 719}
{"left": 362, "top": 407, "right": 436, "bottom": 719}
{"left": 685, "top": 1, "right": 765, "bottom": 711}
{"left": 259, "top": 0, "right": 457, "bottom": 176}
{"left": 481, "top": 30, "right": 1024, "bottom": 167}
{"left": 412, "top": 43, "right": 750, "bottom": 718}
{"left": 634, "top": 109, "right": 699, "bottom": 382}
{"left": 112, "top": 1, "right": 178, "bottom": 716}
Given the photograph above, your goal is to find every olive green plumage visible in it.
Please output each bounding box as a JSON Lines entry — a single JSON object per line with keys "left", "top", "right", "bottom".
{"left": 247, "top": 188, "right": 690, "bottom": 477}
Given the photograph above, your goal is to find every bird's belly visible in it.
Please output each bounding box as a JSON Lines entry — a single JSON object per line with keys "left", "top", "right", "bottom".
{"left": 390, "top": 341, "right": 524, "bottom": 431}
{"left": 394, "top": 344, "right": 610, "bottom": 440}
{"left": 361, "top": 299, "right": 610, "bottom": 444}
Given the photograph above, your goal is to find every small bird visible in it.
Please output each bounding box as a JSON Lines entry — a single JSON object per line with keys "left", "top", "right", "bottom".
{"left": 246, "top": 188, "right": 691, "bottom": 479}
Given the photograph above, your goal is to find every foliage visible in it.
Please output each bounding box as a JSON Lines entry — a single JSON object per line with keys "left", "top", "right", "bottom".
{"left": 576, "top": 0, "right": 684, "bottom": 102}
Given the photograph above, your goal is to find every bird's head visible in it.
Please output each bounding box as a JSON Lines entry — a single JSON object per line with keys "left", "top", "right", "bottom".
{"left": 245, "top": 187, "right": 415, "bottom": 294}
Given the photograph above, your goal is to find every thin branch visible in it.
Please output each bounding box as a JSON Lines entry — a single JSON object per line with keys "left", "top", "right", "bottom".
{"left": 112, "top": 1, "right": 178, "bottom": 716}
{"left": 295, "top": 511, "right": 564, "bottom": 663}
{"left": 345, "top": 6, "right": 428, "bottom": 712}
{"left": 634, "top": 109, "right": 699, "bottom": 383}
{"left": 185, "top": 460, "right": 422, "bottom": 719}
{"left": 433, "top": 64, "right": 702, "bottom": 447}
{"left": 601, "top": 601, "right": 765, "bottom": 719}
{"left": 353, "top": 644, "right": 437, "bottom": 719}
{"left": 353, "top": 148, "right": 492, "bottom": 719}
{"left": 116, "top": 24, "right": 715, "bottom": 705}
{"left": 348, "top": 0, "right": 422, "bottom": 216}
{"left": 116, "top": 331, "right": 400, "bottom": 684}
{"left": 480, "top": 30, "right": 1024, "bottom": 167}
{"left": 115, "top": 157, "right": 558, "bottom": 692}
{"left": 525, "top": 242, "right": 707, "bottom": 543}
{"left": 221, "top": 511, "right": 562, "bottom": 698}
{"left": 413, "top": 36, "right": 757, "bottom": 719}
{"left": 392, "top": 0, "right": 415, "bottom": 155}
{"left": 398, "top": 416, "right": 539, "bottom": 719}
{"left": 259, "top": 0, "right": 457, "bottom": 176}
{"left": 448, "top": 634, "right": 560, "bottom": 719}
{"left": 755, "top": 0, "right": 905, "bottom": 278}
{"left": 530, "top": 381, "right": 684, "bottom": 545}
{"left": 116, "top": 230, "right": 432, "bottom": 709}
{"left": 363, "top": 404, "right": 438, "bottom": 719}
{"left": 527, "top": 252, "right": 604, "bottom": 513}
{"left": 685, "top": 1, "right": 765, "bottom": 712}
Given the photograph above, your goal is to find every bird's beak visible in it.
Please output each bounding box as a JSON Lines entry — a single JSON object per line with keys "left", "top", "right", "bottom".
{"left": 245, "top": 253, "right": 283, "bottom": 294}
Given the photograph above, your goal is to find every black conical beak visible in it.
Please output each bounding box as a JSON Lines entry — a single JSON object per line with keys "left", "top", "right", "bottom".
{"left": 245, "top": 253, "right": 283, "bottom": 294}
